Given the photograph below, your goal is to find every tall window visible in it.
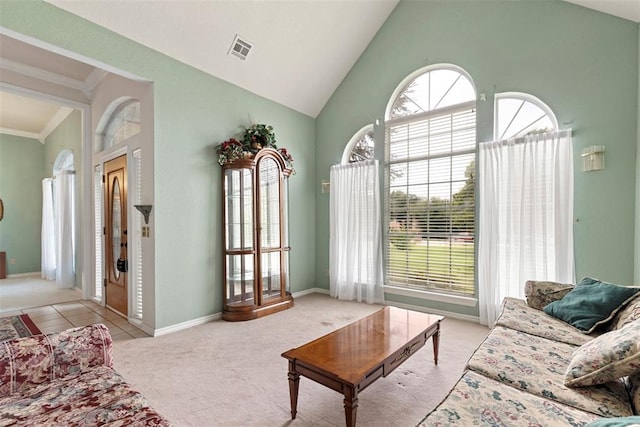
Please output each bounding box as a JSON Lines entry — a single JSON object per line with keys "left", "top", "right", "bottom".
{"left": 479, "top": 93, "right": 572, "bottom": 325}
{"left": 384, "top": 65, "right": 476, "bottom": 296}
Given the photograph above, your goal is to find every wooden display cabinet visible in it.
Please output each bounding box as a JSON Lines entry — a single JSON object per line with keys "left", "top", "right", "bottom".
{"left": 222, "top": 148, "right": 293, "bottom": 321}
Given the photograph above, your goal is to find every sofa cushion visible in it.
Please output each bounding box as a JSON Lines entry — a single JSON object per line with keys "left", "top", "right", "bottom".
{"left": 0, "top": 324, "right": 113, "bottom": 398}
{"left": 543, "top": 277, "right": 640, "bottom": 333}
{"left": 629, "top": 371, "right": 640, "bottom": 415}
{"left": 611, "top": 294, "right": 640, "bottom": 331}
{"left": 525, "top": 280, "right": 574, "bottom": 311}
{"left": 565, "top": 319, "right": 640, "bottom": 388}
{"left": 496, "top": 297, "right": 596, "bottom": 346}
{"left": 418, "top": 370, "right": 600, "bottom": 426}
{"left": 0, "top": 365, "right": 170, "bottom": 426}
{"left": 467, "top": 325, "right": 632, "bottom": 417}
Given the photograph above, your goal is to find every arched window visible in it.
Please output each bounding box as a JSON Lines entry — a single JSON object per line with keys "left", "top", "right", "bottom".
{"left": 53, "top": 149, "right": 74, "bottom": 174}
{"left": 342, "top": 125, "right": 374, "bottom": 164}
{"left": 384, "top": 64, "right": 476, "bottom": 297}
{"left": 494, "top": 92, "right": 558, "bottom": 140}
{"left": 387, "top": 66, "right": 476, "bottom": 120}
{"left": 101, "top": 99, "right": 141, "bottom": 150}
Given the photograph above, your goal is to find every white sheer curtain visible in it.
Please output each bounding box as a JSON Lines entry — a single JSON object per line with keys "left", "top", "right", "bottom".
{"left": 54, "top": 171, "right": 76, "bottom": 288}
{"left": 41, "top": 178, "right": 56, "bottom": 281}
{"left": 478, "top": 129, "right": 574, "bottom": 326}
{"left": 329, "top": 160, "right": 384, "bottom": 304}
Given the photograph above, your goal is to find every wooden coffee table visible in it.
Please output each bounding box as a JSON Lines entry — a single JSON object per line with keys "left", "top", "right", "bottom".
{"left": 281, "top": 306, "right": 443, "bottom": 426}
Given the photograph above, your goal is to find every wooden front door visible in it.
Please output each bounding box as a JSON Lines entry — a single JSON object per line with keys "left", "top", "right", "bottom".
{"left": 105, "top": 155, "right": 128, "bottom": 316}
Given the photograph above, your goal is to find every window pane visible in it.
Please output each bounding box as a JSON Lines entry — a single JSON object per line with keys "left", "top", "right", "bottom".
{"left": 390, "top": 68, "right": 475, "bottom": 119}
{"left": 496, "top": 95, "right": 557, "bottom": 140}
{"left": 104, "top": 101, "right": 141, "bottom": 149}
{"left": 348, "top": 130, "right": 375, "bottom": 163}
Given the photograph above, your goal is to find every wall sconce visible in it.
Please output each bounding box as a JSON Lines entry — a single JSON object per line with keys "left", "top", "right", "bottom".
{"left": 581, "top": 145, "right": 605, "bottom": 172}
{"left": 321, "top": 180, "right": 330, "bottom": 194}
{"left": 134, "top": 205, "right": 153, "bottom": 224}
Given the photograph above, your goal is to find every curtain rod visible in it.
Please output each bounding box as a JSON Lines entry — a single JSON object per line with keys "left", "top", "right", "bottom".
{"left": 50, "top": 170, "right": 77, "bottom": 179}
{"left": 480, "top": 128, "right": 572, "bottom": 146}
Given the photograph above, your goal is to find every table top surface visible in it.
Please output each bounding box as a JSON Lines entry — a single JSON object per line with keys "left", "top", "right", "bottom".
{"left": 282, "top": 306, "right": 443, "bottom": 384}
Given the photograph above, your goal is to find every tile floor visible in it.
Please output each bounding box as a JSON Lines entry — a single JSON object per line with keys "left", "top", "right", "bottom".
{"left": 1, "top": 300, "right": 149, "bottom": 341}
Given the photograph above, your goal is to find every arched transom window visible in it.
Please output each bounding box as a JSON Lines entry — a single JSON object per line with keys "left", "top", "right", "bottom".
{"left": 102, "top": 99, "right": 141, "bottom": 150}
{"left": 342, "top": 125, "right": 374, "bottom": 164}
{"left": 387, "top": 67, "right": 476, "bottom": 120}
{"left": 53, "top": 149, "right": 75, "bottom": 174}
{"left": 494, "top": 92, "right": 558, "bottom": 140}
{"left": 384, "top": 64, "right": 477, "bottom": 297}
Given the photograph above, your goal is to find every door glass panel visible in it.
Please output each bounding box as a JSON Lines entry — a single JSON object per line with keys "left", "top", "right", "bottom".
{"left": 112, "top": 177, "right": 121, "bottom": 280}
{"left": 282, "top": 178, "right": 289, "bottom": 247}
{"left": 261, "top": 251, "right": 281, "bottom": 300}
{"left": 283, "top": 249, "right": 290, "bottom": 294}
{"left": 226, "top": 254, "right": 254, "bottom": 306}
{"left": 259, "top": 158, "right": 280, "bottom": 249}
{"left": 224, "top": 168, "right": 253, "bottom": 250}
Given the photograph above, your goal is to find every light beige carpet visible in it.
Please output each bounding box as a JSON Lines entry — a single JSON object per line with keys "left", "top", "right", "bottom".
{"left": 0, "top": 276, "right": 82, "bottom": 313}
{"left": 113, "top": 293, "right": 489, "bottom": 426}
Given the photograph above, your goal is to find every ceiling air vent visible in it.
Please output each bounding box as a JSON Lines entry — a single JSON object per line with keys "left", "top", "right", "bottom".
{"left": 228, "top": 35, "right": 252, "bottom": 61}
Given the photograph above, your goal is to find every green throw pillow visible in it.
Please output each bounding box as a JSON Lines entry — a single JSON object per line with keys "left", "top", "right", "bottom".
{"left": 584, "top": 416, "right": 640, "bottom": 427}
{"left": 543, "top": 277, "right": 640, "bottom": 333}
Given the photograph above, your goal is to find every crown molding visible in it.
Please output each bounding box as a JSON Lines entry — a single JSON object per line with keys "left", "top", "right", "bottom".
{"left": 0, "top": 127, "right": 41, "bottom": 142}
{"left": 0, "top": 58, "right": 85, "bottom": 92}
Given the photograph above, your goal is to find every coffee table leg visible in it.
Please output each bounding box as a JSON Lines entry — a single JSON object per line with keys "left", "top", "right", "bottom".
{"left": 432, "top": 323, "right": 441, "bottom": 365}
{"left": 343, "top": 385, "right": 358, "bottom": 427}
{"left": 287, "top": 361, "right": 300, "bottom": 419}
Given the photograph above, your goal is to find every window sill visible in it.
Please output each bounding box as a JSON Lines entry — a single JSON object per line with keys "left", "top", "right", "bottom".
{"left": 384, "top": 285, "right": 478, "bottom": 307}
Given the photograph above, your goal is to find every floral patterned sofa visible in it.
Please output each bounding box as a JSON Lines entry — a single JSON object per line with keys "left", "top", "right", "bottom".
{"left": 0, "top": 323, "right": 171, "bottom": 426}
{"left": 419, "top": 279, "right": 640, "bottom": 426}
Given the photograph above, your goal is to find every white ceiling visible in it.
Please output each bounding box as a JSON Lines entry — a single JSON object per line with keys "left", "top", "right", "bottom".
{"left": 564, "top": 0, "right": 640, "bottom": 22}
{"left": 0, "top": 33, "right": 105, "bottom": 142}
{"left": 1, "top": 0, "right": 638, "bottom": 139}
{"left": 46, "top": 0, "right": 400, "bottom": 118}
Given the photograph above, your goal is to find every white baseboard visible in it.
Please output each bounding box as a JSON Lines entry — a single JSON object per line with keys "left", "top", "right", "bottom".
{"left": 152, "top": 312, "right": 223, "bottom": 337}
{"left": 293, "top": 287, "right": 329, "bottom": 298}
{"left": 6, "top": 271, "right": 41, "bottom": 278}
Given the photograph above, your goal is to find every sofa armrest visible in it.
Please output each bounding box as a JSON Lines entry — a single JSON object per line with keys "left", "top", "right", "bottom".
{"left": 0, "top": 323, "right": 113, "bottom": 398}
{"left": 524, "top": 280, "right": 574, "bottom": 310}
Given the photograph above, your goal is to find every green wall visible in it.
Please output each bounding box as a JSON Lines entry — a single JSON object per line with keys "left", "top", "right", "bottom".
{"left": 0, "top": 1, "right": 316, "bottom": 328}
{"left": 0, "top": 134, "right": 45, "bottom": 275}
{"left": 316, "top": 0, "right": 639, "bottom": 316}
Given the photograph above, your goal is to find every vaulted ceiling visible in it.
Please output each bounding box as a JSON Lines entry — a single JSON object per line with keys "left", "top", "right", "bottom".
{"left": 1, "top": 0, "right": 638, "bottom": 140}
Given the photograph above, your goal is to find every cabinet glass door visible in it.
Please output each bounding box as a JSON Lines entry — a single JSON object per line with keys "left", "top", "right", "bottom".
{"left": 258, "top": 157, "right": 282, "bottom": 301}
{"left": 224, "top": 167, "right": 254, "bottom": 306}
{"left": 282, "top": 178, "right": 290, "bottom": 294}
